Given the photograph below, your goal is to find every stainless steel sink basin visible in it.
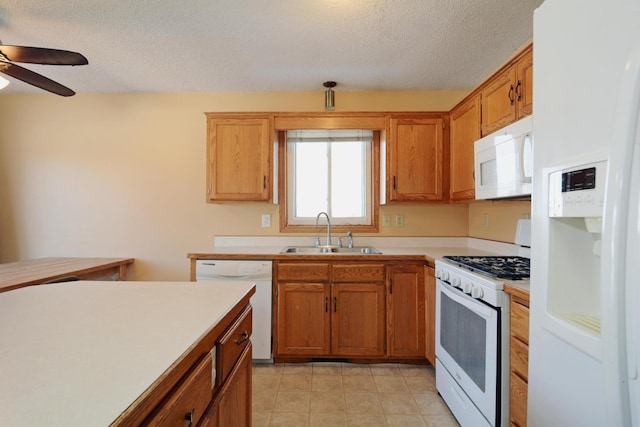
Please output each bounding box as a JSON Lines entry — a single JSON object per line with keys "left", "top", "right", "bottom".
{"left": 280, "top": 246, "right": 381, "bottom": 254}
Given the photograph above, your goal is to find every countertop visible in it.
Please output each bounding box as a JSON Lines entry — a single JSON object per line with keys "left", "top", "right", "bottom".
{"left": 0, "top": 257, "right": 134, "bottom": 293}
{"left": 0, "top": 280, "right": 254, "bottom": 427}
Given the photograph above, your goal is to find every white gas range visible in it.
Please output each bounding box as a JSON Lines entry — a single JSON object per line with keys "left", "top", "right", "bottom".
{"left": 435, "top": 224, "right": 531, "bottom": 427}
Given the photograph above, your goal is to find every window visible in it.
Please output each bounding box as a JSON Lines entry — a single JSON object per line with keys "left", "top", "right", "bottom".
{"left": 282, "top": 129, "right": 378, "bottom": 230}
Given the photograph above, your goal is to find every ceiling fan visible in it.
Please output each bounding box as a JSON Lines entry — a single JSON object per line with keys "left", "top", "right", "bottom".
{"left": 0, "top": 42, "right": 88, "bottom": 97}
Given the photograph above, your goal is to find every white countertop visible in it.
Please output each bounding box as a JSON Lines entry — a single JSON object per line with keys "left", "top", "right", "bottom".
{"left": 0, "top": 280, "right": 254, "bottom": 427}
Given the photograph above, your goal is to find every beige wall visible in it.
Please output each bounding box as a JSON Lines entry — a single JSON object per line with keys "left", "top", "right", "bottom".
{"left": 0, "top": 90, "right": 477, "bottom": 281}
{"left": 468, "top": 200, "right": 531, "bottom": 243}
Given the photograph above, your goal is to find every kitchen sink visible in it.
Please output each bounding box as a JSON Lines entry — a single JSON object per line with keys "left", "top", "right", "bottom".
{"left": 280, "top": 246, "right": 381, "bottom": 254}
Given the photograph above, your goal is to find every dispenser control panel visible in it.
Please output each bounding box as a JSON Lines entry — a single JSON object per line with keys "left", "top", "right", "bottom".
{"left": 548, "top": 159, "right": 607, "bottom": 217}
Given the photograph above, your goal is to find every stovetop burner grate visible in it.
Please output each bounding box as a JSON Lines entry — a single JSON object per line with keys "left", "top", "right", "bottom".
{"left": 443, "top": 256, "right": 530, "bottom": 280}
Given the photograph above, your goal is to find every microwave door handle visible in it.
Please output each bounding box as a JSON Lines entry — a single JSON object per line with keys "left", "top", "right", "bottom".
{"left": 518, "top": 133, "right": 533, "bottom": 184}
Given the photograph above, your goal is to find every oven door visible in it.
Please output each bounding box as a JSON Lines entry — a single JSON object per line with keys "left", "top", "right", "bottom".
{"left": 436, "top": 279, "right": 499, "bottom": 425}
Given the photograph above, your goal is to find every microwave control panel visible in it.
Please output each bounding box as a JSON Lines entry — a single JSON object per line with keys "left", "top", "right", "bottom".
{"left": 548, "top": 159, "right": 607, "bottom": 218}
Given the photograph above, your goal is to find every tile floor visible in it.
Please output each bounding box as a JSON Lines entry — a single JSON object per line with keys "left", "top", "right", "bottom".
{"left": 252, "top": 362, "right": 459, "bottom": 427}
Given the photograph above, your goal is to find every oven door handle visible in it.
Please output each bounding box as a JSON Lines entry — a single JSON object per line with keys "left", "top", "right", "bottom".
{"left": 437, "top": 280, "right": 494, "bottom": 319}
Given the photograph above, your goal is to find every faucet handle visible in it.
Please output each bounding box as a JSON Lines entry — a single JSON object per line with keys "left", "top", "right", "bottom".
{"left": 313, "top": 236, "right": 321, "bottom": 247}
{"left": 337, "top": 237, "right": 343, "bottom": 248}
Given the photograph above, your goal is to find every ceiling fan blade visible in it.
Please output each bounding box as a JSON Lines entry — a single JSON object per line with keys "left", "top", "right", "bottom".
{"left": 0, "top": 45, "right": 88, "bottom": 66}
{"left": 0, "top": 62, "right": 75, "bottom": 96}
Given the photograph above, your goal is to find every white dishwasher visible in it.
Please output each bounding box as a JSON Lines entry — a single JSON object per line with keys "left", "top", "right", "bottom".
{"left": 196, "top": 259, "right": 273, "bottom": 362}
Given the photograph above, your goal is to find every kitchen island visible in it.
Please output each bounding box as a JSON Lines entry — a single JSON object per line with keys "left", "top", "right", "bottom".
{"left": 0, "top": 280, "right": 254, "bottom": 426}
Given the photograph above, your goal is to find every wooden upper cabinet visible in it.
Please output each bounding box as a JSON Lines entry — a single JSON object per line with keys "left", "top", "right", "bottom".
{"left": 387, "top": 116, "right": 444, "bottom": 202}
{"left": 206, "top": 115, "right": 272, "bottom": 202}
{"left": 449, "top": 94, "right": 480, "bottom": 202}
{"left": 481, "top": 45, "right": 533, "bottom": 136}
{"left": 516, "top": 48, "right": 533, "bottom": 118}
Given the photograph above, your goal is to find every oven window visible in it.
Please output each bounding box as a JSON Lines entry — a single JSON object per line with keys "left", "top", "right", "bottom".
{"left": 440, "top": 291, "right": 486, "bottom": 391}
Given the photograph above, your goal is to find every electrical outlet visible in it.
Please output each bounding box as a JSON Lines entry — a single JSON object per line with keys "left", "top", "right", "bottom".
{"left": 382, "top": 214, "right": 391, "bottom": 227}
{"left": 395, "top": 215, "right": 405, "bottom": 227}
{"left": 261, "top": 214, "right": 271, "bottom": 228}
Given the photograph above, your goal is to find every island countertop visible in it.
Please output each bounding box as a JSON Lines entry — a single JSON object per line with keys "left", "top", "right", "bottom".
{"left": 0, "top": 257, "right": 135, "bottom": 293}
{"left": 0, "top": 280, "right": 254, "bottom": 426}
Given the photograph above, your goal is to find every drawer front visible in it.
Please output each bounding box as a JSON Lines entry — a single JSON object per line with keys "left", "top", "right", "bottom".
{"left": 146, "top": 352, "right": 213, "bottom": 427}
{"left": 510, "top": 300, "right": 530, "bottom": 344}
{"left": 510, "top": 336, "right": 529, "bottom": 381}
{"left": 277, "top": 262, "right": 330, "bottom": 281}
{"left": 332, "top": 264, "right": 385, "bottom": 282}
{"left": 510, "top": 370, "right": 528, "bottom": 427}
{"left": 217, "top": 306, "right": 252, "bottom": 384}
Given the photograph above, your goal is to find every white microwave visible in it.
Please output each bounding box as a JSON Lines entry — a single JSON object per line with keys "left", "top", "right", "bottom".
{"left": 474, "top": 116, "right": 533, "bottom": 200}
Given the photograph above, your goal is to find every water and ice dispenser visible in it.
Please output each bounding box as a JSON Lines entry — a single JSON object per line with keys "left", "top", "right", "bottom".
{"left": 544, "top": 157, "right": 608, "bottom": 359}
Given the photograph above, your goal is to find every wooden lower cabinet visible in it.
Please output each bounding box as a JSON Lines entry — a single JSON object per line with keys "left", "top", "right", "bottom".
{"left": 274, "top": 260, "right": 426, "bottom": 361}
{"left": 200, "top": 344, "right": 253, "bottom": 427}
{"left": 387, "top": 264, "right": 425, "bottom": 358}
{"left": 331, "top": 283, "right": 386, "bottom": 356}
{"left": 424, "top": 265, "right": 436, "bottom": 365}
{"left": 507, "top": 288, "right": 530, "bottom": 427}
{"left": 275, "top": 282, "right": 331, "bottom": 356}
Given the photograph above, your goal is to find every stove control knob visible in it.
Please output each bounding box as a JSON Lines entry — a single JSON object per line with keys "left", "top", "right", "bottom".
{"left": 451, "top": 277, "right": 461, "bottom": 287}
{"left": 471, "top": 287, "right": 484, "bottom": 299}
{"left": 442, "top": 271, "right": 450, "bottom": 282}
{"left": 463, "top": 282, "right": 473, "bottom": 294}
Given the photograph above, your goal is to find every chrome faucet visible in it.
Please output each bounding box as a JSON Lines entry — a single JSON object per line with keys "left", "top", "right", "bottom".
{"left": 315, "top": 212, "right": 332, "bottom": 246}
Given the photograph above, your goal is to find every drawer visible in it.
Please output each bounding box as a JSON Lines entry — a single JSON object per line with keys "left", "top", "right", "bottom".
{"left": 511, "top": 300, "right": 530, "bottom": 344}
{"left": 277, "top": 262, "right": 330, "bottom": 281}
{"left": 216, "top": 306, "right": 252, "bottom": 385}
{"left": 510, "top": 370, "right": 528, "bottom": 427}
{"left": 332, "top": 264, "right": 385, "bottom": 282}
{"left": 510, "top": 336, "right": 529, "bottom": 381}
{"left": 146, "top": 352, "right": 213, "bottom": 427}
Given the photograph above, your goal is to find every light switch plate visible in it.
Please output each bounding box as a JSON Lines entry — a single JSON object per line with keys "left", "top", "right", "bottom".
{"left": 382, "top": 214, "right": 391, "bottom": 227}
{"left": 395, "top": 215, "right": 404, "bottom": 227}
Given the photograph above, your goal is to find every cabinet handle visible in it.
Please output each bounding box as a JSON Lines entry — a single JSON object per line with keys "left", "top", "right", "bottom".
{"left": 184, "top": 408, "right": 194, "bottom": 427}
{"left": 393, "top": 176, "right": 397, "bottom": 190}
{"left": 334, "top": 296, "right": 337, "bottom": 312}
{"left": 325, "top": 296, "right": 329, "bottom": 312}
{"left": 515, "top": 80, "right": 522, "bottom": 101}
{"left": 389, "top": 278, "right": 393, "bottom": 294}
{"left": 508, "top": 85, "right": 514, "bottom": 105}
{"left": 235, "top": 331, "right": 249, "bottom": 346}
{"left": 263, "top": 175, "right": 267, "bottom": 189}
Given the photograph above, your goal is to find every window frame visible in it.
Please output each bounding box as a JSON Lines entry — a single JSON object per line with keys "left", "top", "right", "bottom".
{"left": 279, "top": 130, "right": 380, "bottom": 233}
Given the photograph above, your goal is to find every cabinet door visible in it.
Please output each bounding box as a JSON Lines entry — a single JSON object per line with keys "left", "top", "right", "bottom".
{"left": 515, "top": 48, "right": 533, "bottom": 118}
{"left": 275, "top": 282, "right": 331, "bottom": 356}
{"left": 331, "top": 283, "right": 385, "bottom": 357}
{"left": 215, "top": 344, "right": 252, "bottom": 427}
{"left": 424, "top": 266, "right": 436, "bottom": 365}
{"left": 207, "top": 117, "right": 271, "bottom": 202}
{"left": 387, "top": 264, "right": 426, "bottom": 357}
{"left": 388, "top": 117, "right": 444, "bottom": 202}
{"left": 481, "top": 67, "right": 517, "bottom": 135}
{"left": 449, "top": 95, "right": 480, "bottom": 201}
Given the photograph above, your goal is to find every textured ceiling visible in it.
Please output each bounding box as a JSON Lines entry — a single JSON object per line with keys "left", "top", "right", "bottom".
{"left": 0, "top": 0, "right": 544, "bottom": 95}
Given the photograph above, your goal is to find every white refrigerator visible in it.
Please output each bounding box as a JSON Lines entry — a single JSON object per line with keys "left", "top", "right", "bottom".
{"left": 529, "top": 0, "right": 640, "bottom": 426}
